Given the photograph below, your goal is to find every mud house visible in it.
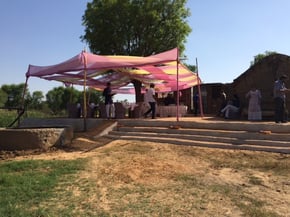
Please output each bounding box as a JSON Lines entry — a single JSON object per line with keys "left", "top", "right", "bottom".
{"left": 186, "top": 53, "right": 290, "bottom": 120}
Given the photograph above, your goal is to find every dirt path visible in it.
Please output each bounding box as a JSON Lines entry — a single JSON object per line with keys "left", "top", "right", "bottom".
{"left": 1, "top": 123, "right": 289, "bottom": 216}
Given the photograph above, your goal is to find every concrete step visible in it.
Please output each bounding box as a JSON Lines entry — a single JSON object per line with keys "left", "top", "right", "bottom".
{"left": 117, "top": 119, "right": 290, "bottom": 133}
{"left": 105, "top": 134, "right": 290, "bottom": 154}
{"left": 109, "top": 130, "right": 290, "bottom": 147}
{"left": 104, "top": 118, "right": 290, "bottom": 154}
{"left": 116, "top": 126, "right": 290, "bottom": 142}
{"left": 17, "top": 117, "right": 290, "bottom": 153}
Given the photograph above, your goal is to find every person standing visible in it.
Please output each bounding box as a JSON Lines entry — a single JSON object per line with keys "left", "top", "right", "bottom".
{"left": 193, "top": 92, "right": 199, "bottom": 116}
{"left": 143, "top": 88, "right": 150, "bottom": 107}
{"left": 246, "top": 86, "right": 262, "bottom": 121}
{"left": 77, "top": 102, "right": 82, "bottom": 118}
{"left": 273, "top": 74, "right": 290, "bottom": 123}
{"left": 139, "top": 88, "right": 150, "bottom": 116}
{"left": 143, "top": 83, "right": 156, "bottom": 119}
{"left": 103, "top": 82, "right": 115, "bottom": 119}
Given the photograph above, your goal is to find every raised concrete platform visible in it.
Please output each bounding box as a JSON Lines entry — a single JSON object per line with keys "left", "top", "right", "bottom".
{"left": 0, "top": 127, "right": 73, "bottom": 151}
{"left": 117, "top": 116, "right": 290, "bottom": 133}
{"left": 19, "top": 117, "right": 106, "bottom": 132}
{"left": 0, "top": 118, "right": 108, "bottom": 151}
{"left": 18, "top": 116, "right": 290, "bottom": 133}
{"left": 2, "top": 116, "right": 289, "bottom": 152}
{"left": 110, "top": 116, "right": 290, "bottom": 154}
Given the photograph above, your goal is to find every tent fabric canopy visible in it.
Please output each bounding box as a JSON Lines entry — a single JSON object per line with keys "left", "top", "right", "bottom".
{"left": 26, "top": 48, "right": 201, "bottom": 93}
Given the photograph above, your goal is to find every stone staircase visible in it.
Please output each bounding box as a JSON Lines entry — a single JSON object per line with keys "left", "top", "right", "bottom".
{"left": 104, "top": 118, "right": 290, "bottom": 154}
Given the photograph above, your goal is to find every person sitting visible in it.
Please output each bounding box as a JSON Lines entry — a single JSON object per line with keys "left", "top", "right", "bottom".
{"left": 220, "top": 94, "right": 240, "bottom": 119}
{"left": 164, "top": 93, "right": 176, "bottom": 106}
{"left": 217, "top": 90, "right": 227, "bottom": 116}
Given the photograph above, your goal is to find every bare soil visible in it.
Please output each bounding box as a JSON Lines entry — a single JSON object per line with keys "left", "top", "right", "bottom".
{"left": 1, "top": 122, "right": 289, "bottom": 216}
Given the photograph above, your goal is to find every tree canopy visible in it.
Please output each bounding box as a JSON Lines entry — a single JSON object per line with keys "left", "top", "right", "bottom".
{"left": 250, "top": 51, "right": 277, "bottom": 66}
{"left": 1, "top": 84, "right": 26, "bottom": 108}
{"left": 81, "top": 0, "right": 192, "bottom": 101}
{"left": 82, "top": 0, "right": 191, "bottom": 56}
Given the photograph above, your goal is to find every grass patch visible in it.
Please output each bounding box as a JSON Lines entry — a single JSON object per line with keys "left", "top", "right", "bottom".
{"left": 0, "top": 158, "right": 87, "bottom": 217}
{"left": 0, "top": 109, "right": 53, "bottom": 128}
{"left": 0, "top": 110, "right": 18, "bottom": 127}
{"left": 207, "top": 183, "right": 281, "bottom": 217}
{"left": 201, "top": 151, "right": 290, "bottom": 176}
{"left": 235, "top": 196, "right": 280, "bottom": 217}
{"left": 0, "top": 142, "right": 288, "bottom": 216}
{"left": 248, "top": 175, "right": 263, "bottom": 185}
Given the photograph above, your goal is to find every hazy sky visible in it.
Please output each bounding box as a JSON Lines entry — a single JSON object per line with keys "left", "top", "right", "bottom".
{"left": 1, "top": 0, "right": 290, "bottom": 102}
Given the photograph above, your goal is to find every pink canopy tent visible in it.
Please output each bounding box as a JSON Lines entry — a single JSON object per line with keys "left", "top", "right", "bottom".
{"left": 26, "top": 48, "right": 200, "bottom": 92}
{"left": 24, "top": 48, "right": 202, "bottom": 129}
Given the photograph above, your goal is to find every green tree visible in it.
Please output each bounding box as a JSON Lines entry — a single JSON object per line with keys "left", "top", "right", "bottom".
{"left": 1, "top": 83, "right": 27, "bottom": 108}
{"left": 186, "top": 64, "right": 196, "bottom": 73}
{"left": 46, "top": 86, "right": 84, "bottom": 115}
{"left": 63, "top": 87, "right": 82, "bottom": 106}
{"left": 82, "top": 0, "right": 191, "bottom": 102}
{"left": 86, "top": 88, "right": 104, "bottom": 105}
{"left": 251, "top": 51, "right": 277, "bottom": 66}
{"left": 46, "top": 87, "right": 67, "bottom": 115}
{"left": 0, "top": 89, "right": 7, "bottom": 107}
{"left": 26, "top": 91, "right": 44, "bottom": 110}
{"left": 45, "top": 86, "right": 101, "bottom": 115}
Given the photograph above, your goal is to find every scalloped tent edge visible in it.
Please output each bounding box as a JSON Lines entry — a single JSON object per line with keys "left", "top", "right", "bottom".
{"left": 22, "top": 48, "right": 203, "bottom": 130}
{"left": 25, "top": 48, "right": 200, "bottom": 93}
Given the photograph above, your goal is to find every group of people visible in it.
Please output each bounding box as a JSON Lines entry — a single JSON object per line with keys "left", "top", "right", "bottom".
{"left": 218, "top": 74, "right": 289, "bottom": 123}
{"left": 103, "top": 82, "right": 157, "bottom": 119}
{"left": 103, "top": 74, "right": 290, "bottom": 123}
{"left": 220, "top": 88, "right": 261, "bottom": 121}
{"left": 218, "top": 88, "right": 264, "bottom": 121}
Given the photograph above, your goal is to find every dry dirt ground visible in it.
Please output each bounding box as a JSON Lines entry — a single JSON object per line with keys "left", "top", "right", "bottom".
{"left": 1, "top": 121, "right": 290, "bottom": 216}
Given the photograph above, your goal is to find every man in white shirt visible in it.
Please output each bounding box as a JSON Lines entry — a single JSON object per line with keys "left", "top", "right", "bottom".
{"left": 103, "top": 82, "right": 115, "bottom": 119}
{"left": 143, "top": 83, "right": 156, "bottom": 119}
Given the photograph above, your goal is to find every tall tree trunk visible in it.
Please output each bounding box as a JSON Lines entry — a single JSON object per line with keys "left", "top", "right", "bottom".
{"left": 132, "top": 79, "right": 142, "bottom": 102}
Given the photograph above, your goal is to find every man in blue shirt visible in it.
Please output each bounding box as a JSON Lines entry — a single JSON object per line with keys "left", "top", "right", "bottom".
{"left": 273, "top": 74, "right": 290, "bottom": 123}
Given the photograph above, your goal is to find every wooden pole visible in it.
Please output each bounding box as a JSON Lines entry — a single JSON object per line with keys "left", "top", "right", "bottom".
{"left": 82, "top": 51, "right": 87, "bottom": 131}
{"left": 21, "top": 76, "right": 29, "bottom": 109}
{"left": 176, "top": 49, "right": 180, "bottom": 122}
{"left": 196, "top": 58, "right": 204, "bottom": 117}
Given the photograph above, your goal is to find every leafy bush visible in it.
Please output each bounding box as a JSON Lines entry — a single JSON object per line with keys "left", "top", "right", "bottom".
{"left": 0, "top": 110, "right": 18, "bottom": 127}
{"left": 0, "top": 109, "right": 55, "bottom": 128}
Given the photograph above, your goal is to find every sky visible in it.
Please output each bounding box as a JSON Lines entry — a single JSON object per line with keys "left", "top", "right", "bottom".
{"left": 1, "top": 0, "right": 290, "bottom": 102}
